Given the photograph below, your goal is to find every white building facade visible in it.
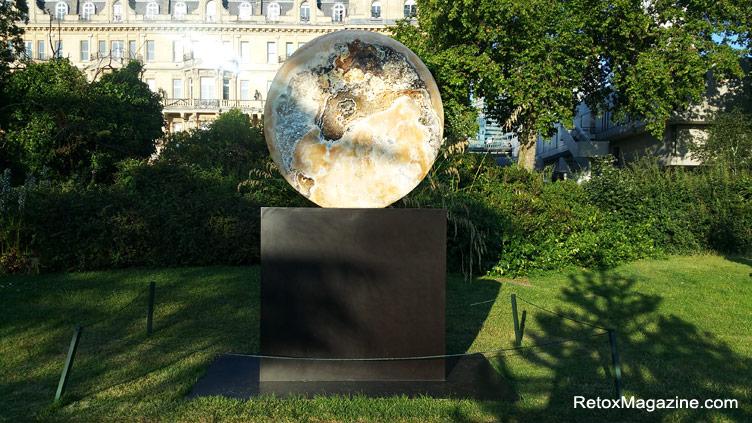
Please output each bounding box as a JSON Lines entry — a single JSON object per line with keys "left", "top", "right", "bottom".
{"left": 18, "top": 0, "right": 417, "bottom": 131}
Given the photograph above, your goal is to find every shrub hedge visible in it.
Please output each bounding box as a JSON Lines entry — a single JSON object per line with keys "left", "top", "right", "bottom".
{"left": 1, "top": 155, "right": 750, "bottom": 276}
{"left": 2, "top": 162, "right": 261, "bottom": 273}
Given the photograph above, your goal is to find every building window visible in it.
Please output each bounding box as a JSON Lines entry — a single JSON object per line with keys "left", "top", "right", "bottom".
{"left": 266, "top": 2, "right": 279, "bottom": 21}
{"left": 267, "top": 80, "right": 272, "bottom": 95}
{"left": 111, "top": 40, "right": 124, "bottom": 58}
{"left": 240, "top": 80, "right": 250, "bottom": 100}
{"left": 146, "top": 79, "right": 156, "bottom": 92}
{"left": 173, "top": 40, "right": 183, "bottom": 62}
{"left": 300, "top": 2, "right": 309, "bottom": 22}
{"left": 240, "top": 41, "right": 250, "bottom": 63}
{"left": 205, "top": 0, "right": 216, "bottom": 22}
{"left": 286, "top": 42, "right": 293, "bottom": 59}
{"left": 222, "top": 78, "right": 230, "bottom": 100}
{"left": 24, "top": 41, "right": 32, "bottom": 59}
{"left": 200, "top": 77, "right": 215, "bottom": 99}
{"left": 403, "top": 0, "right": 416, "bottom": 18}
{"left": 55, "top": 41, "right": 63, "bottom": 58}
{"left": 174, "top": 1, "right": 186, "bottom": 19}
{"left": 81, "top": 2, "right": 95, "bottom": 20}
{"left": 38, "top": 40, "right": 44, "bottom": 60}
{"left": 80, "top": 40, "right": 89, "bottom": 61}
{"left": 55, "top": 2, "right": 68, "bottom": 20}
{"left": 173, "top": 79, "right": 183, "bottom": 99}
{"left": 191, "top": 40, "right": 200, "bottom": 59}
{"left": 298, "top": 42, "right": 305, "bottom": 49}
{"left": 266, "top": 41, "right": 276, "bottom": 64}
{"left": 113, "top": 1, "right": 122, "bottom": 21}
{"left": 146, "top": 40, "right": 155, "bottom": 61}
{"left": 129, "top": 40, "right": 136, "bottom": 58}
{"left": 332, "top": 3, "right": 344, "bottom": 22}
{"left": 98, "top": 40, "right": 106, "bottom": 57}
{"left": 238, "top": 2, "right": 251, "bottom": 20}
{"left": 370, "top": 0, "right": 380, "bottom": 18}
{"left": 146, "top": 2, "right": 159, "bottom": 19}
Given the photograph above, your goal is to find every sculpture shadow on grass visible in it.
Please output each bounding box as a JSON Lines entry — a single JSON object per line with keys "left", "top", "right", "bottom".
{"left": 476, "top": 270, "right": 752, "bottom": 423}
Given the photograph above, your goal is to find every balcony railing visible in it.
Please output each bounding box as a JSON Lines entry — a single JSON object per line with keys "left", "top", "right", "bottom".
{"left": 468, "top": 141, "right": 514, "bottom": 154}
{"left": 162, "top": 98, "right": 264, "bottom": 111}
{"left": 91, "top": 52, "right": 141, "bottom": 63}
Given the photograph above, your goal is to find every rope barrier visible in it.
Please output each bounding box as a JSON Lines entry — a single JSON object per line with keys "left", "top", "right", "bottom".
{"left": 76, "top": 288, "right": 609, "bottom": 361}
{"left": 514, "top": 294, "right": 607, "bottom": 330}
{"left": 57, "top": 284, "right": 624, "bottom": 400}
{"left": 80, "top": 285, "right": 150, "bottom": 329}
{"left": 83, "top": 328, "right": 610, "bottom": 361}
{"left": 446, "top": 298, "right": 498, "bottom": 309}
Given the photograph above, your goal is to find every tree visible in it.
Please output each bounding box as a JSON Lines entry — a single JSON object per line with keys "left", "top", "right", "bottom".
{"left": 159, "top": 108, "right": 267, "bottom": 179}
{"left": 0, "top": 0, "right": 29, "bottom": 175}
{"left": 2, "top": 59, "right": 163, "bottom": 182}
{"left": 690, "top": 108, "right": 752, "bottom": 174}
{"left": 88, "top": 60, "right": 165, "bottom": 174}
{"left": 392, "top": 0, "right": 752, "bottom": 170}
{"left": 0, "top": 0, "right": 28, "bottom": 77}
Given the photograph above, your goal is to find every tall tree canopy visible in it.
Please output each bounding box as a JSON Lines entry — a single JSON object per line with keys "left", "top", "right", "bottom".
{"left": 392, "top": 0, "right": 752, "bottom": 169}
{"left": 2, "top": 59, "right": 164, "bottom": 182}
{"left": 0, "top": 0, "right": 29, "bottom": 174}
{"left": 0, "top": 0, "right": 27, "bottom": 77}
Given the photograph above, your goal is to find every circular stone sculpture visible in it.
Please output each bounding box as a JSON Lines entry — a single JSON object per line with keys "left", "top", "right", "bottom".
{"left": 264, "top": 30, "right": 444, "bottom": 208}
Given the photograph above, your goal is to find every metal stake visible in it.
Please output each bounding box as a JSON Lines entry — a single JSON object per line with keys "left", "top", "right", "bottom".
{"left": 147, "top": 281, "right": 155, "bottom": 336}
{"left": 511, "top": 294, "right": 521, "bottom": 346}
{"left": 55, "top": 326, "right": 82, "bottom": 401}
{"left": 608, "top": 328, "right": 623, "bottom": 399}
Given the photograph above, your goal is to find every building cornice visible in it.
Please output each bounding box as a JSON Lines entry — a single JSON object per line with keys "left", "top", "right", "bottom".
{"left": 20, "top": 22, "right": 390, "bottom": 33}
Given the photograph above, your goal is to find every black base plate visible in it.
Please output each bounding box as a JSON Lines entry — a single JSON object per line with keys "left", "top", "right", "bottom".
{"left": 187, "top": 353, "right": 520, "bottom": 401}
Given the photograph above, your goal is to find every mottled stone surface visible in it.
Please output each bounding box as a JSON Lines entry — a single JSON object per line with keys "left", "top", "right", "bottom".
{"left": 265, "top": 30, "right": 443, "bottom": 208}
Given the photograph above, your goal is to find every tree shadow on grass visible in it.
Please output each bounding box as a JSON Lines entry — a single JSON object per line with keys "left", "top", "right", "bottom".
{"left": 476, "top": 270, "right": 752, "bottom": 422}
{"left": 724, "top": 255, "right": 752, "bottom": 270}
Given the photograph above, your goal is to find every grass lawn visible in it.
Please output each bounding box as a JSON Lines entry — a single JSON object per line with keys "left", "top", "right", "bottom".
{"left": 1, "top": 254, "right": 750, "bottom": 422}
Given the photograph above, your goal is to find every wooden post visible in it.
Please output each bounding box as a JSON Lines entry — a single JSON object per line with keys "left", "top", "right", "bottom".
{"left": 55, "top": 326, "right": 82, "bottom": 401}
{"left": 147, "top": 281, "right": 155, "bottom": 336}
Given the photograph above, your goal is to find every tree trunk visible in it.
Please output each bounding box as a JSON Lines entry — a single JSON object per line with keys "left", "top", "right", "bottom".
{"left": 518, "top": 126, "right": 537, "bottom": 171}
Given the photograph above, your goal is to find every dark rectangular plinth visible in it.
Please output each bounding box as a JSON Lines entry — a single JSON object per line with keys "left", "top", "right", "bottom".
{"left": 260, "top": 207, "right": 446, "bottom": 382}
{"left": 187, "top": 355, "right": 520, "bottom": 402}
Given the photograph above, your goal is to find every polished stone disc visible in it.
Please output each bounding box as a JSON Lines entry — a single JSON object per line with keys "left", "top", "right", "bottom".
{"left": 264, "top": 30, "right": 444, "bottom": 208}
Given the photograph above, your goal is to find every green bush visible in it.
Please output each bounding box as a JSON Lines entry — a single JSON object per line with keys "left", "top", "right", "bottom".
{"left": 403, "top": 152, "right": 748, "bottom": 278}
{"left": 584, "top": 157, "right": 752, "bottom": 255}
{"left": 2, "top": 147, "right": 749, "bottom": 276}
{"left": 158, "top": 108, "right": 267, "bottom": 182}
{"left": 3, "top": 161, "right": 262, "bottom": 274}
{"left": 481, "top": 167, "right": 658, "bottom": 276}
{"left": 1, "top": 60, "right": 163, "bottom": 184}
